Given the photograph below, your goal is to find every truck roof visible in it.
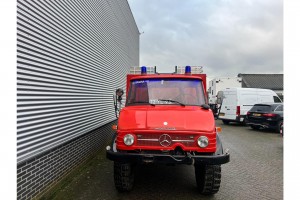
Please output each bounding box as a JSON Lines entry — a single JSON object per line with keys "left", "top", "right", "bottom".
{"left": 128, "top": 74, "right": 204, "bottom": 80}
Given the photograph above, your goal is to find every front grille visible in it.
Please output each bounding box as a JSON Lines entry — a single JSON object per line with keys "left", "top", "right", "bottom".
{"left": 136, "top": 133, "right": 196, "bottom": 147}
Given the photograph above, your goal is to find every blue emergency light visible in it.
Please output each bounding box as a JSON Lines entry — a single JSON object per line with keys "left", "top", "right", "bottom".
{"left": 185, "top": 66, "right": 191, "bottom": 74}
{"left": 141, "top": 66, "right": 147, "bottom": 74}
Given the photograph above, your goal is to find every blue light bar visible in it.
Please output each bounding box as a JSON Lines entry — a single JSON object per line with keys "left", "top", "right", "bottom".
{"left": 185, "top": 66, "right": 191, "bottom": 74}
{"left": 141, "top": 66, "right": 147, "bottom": 74}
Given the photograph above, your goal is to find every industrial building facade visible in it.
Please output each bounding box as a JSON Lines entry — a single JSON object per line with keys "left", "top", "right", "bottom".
{"left": 17, "top": 0, "right": 139, "bottom": 199}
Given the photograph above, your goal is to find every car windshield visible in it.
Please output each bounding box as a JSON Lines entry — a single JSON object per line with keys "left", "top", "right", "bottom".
{"left": 249, "top": 105, "right": 272, "bottom": 112}
{"left": 127, "top": 78, "right": 206, "bottom": 106}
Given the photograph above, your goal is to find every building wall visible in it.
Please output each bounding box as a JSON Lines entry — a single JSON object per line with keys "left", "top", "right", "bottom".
{"left": 17, "top": 0, "right": 139, "bottom": 199}
{"left": 17, "top": 121, "right": 115, "bottom": 200}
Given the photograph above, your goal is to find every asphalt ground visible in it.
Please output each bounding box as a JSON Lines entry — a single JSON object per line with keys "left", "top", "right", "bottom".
{"left": 45, "top": 119, "right": 283, "bottom": 200}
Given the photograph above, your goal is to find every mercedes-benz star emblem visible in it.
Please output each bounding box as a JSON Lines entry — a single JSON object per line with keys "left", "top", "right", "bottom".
{"left": 159, "top": 134, "right": 172, "bottom": 147}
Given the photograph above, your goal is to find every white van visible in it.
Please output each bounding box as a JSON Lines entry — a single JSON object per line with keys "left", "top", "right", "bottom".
{"left": 217, "top": 88, "right": 282, "bottom": 124}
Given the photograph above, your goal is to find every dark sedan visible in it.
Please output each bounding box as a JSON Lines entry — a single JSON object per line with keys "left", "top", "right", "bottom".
{"left": 246, "top": 103, "right": 283, "bottom": 133}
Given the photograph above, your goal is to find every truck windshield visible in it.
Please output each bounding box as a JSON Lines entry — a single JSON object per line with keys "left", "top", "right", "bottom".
{"left": 127, "top": 78, "right": 206, "bottom": 106}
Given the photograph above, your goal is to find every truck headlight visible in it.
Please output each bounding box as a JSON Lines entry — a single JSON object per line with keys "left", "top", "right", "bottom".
{"left": 197, "top": 136, "right": 209, "bottom": 148}
{"left": 124, "top": 134, "right": 134, "bottom": 146}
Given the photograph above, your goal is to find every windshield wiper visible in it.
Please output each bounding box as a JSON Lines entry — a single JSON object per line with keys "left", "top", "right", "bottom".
{"left": 157, "top": 99, "right": 185, "bottom": 106}
{"left": 132, "top": 101, "right": 155, "bottom": 106}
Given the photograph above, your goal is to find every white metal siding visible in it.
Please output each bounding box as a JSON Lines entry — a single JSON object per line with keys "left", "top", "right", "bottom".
{"left": 17, "top": 0, "right": 139, "bottom": 163}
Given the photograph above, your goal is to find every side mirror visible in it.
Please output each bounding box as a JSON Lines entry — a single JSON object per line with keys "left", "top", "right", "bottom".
{"left": 116, "top": 88, "right": 124, "bottom": 102}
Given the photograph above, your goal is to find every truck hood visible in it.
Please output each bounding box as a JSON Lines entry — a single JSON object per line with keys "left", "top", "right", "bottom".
{"left": 118, "top": 106, "right": 215, "bottom": 132}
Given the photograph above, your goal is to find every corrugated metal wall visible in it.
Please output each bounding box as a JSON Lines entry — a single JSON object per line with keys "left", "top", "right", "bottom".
{"left": 17, "top": 0, "right": 139, "bottom": 164}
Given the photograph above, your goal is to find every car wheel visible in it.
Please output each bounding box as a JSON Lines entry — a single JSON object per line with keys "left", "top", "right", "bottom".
{"left": 114, "top": 162, "right": 134, "bottom": 192}
{"left": 195, "top": 164, "right": 221, "bottom": 195}
{"left": 250, "top": 125, "right": 260, "bottom": 130}
{"left": 277, "top": 120, "right": 283, "bottom": 134}
{"left": 222, "top": 120, "right": 230, "bottom": 125}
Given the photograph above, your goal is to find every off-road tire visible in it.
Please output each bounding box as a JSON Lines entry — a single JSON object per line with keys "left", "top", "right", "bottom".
{"left": 222, "top": 120, "right": 230, "bottom": 125}
{"left": 250, "top": 125, "right": 260, "bottom": 130}
{"left": 195, "top": 164, "right": 221, "bottom": 195}
{"left": 114, "top": 162, "right": 134, "bottom": 192}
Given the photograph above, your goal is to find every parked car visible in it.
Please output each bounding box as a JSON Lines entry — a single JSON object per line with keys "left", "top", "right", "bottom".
{"left": 218, "top": 88, "right": 282, "bottom": 125}
{"left": 246, "top": 103, "right": 283, "bottom": 133}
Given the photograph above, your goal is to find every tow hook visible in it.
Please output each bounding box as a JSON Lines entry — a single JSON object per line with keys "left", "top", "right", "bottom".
{"left": 186, "top": 152, "right": 194, "bottom": 165}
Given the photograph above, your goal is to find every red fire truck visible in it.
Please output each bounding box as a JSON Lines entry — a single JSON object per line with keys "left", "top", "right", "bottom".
{"left": 106, "top": 66, "right": 230, "bottom": 194}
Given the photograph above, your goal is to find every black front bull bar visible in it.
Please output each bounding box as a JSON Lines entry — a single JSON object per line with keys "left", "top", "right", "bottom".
{"left": 106, "top": 149, "right": 230, "bottom": 165}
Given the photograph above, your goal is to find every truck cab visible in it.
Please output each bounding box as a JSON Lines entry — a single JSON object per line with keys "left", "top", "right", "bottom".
{"left": 106, "top": 66, "right": 230, "bottom": 194}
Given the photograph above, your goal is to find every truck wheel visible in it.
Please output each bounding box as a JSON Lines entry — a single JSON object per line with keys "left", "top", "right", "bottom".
{"left": 222, "top": 120, "right": 229, "bottom": 125}
{"left": 114, "top": 162, "right": 134, "bottom": 192}
{"left": 195, "top": 164, "right": 221, "bottom": 195}
{"left": 250, "top": 125, "right": 260, "bottom": 130}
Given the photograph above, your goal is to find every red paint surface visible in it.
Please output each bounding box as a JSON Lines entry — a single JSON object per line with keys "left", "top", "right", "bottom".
{"left": 118, "top": 106, "right": 214, "bottom": 132}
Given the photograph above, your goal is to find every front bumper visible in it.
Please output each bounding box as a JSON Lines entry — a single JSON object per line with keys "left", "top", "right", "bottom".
{"left": 106, "top": 148, "right": 230, "bottom": 165}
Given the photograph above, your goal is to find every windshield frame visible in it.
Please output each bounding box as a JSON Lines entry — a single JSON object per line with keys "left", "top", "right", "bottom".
{"left": 126, "top": 77, "right": 206, "bottom": 107}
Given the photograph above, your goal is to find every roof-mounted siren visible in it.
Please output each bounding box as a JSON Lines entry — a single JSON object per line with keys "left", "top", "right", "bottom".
{"left": 185, "top": 66, "right": 191, "bottom": 74}
{"left": 175, "top": 66, "right": 204, "bottom": 74}
{"left": 141, "top": 66, "right": 147, "bottom": 75}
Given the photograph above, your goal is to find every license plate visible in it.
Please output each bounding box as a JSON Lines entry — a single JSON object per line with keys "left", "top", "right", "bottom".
{"left": 219, "top": 113, "right": 225, "bottom": 116}
{"left": 253, "top": 113, "right": 261, "bottom": 116}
